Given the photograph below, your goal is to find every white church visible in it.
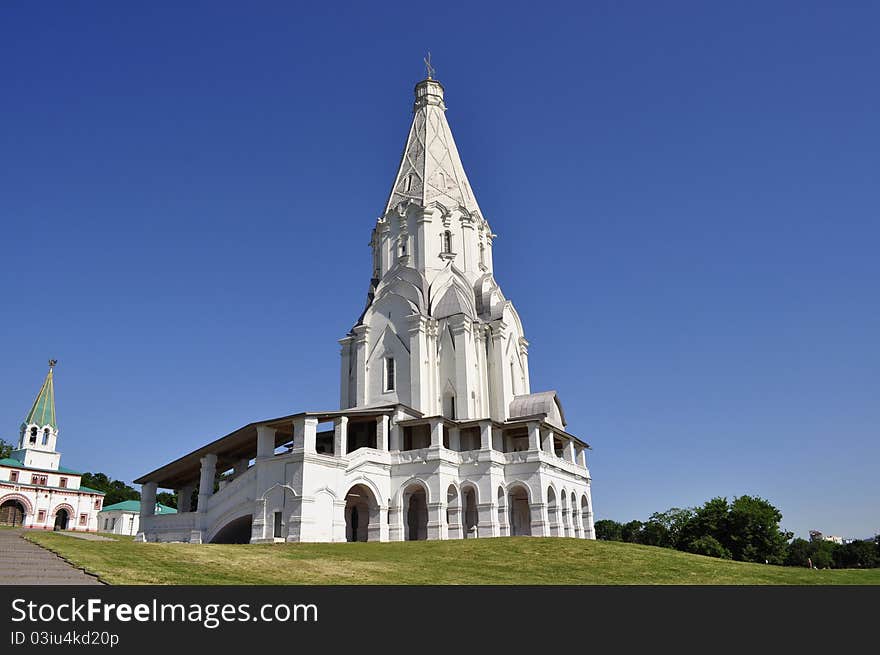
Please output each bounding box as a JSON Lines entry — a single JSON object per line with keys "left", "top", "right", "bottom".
{"left": 0, "top": 362, "right": 106, "bottom": 531}
{"left": 135, "top": 72, "right": 595, "bottom": 544}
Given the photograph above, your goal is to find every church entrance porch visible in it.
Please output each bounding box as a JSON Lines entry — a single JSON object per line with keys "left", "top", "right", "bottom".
{"left": 403, "top": 484, "right": 428, "bottom": 541}
{"left": 53, "top": 508, "right": 70, "bottom": 531}
{"left": 0, "top": 500, "right": 26, "bottom": 527}
{"left": 508, "top": 485, "right": 532, "bottom": 536}
{"left": 345, "top": 484, "right": 380, "bottom": 542}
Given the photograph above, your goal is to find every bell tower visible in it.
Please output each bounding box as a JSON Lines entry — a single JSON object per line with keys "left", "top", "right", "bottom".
{"left": 13, "top": 360, "right": 62, "bottom": 471}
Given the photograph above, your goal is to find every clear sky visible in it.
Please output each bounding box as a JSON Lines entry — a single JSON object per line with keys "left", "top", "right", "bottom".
{"left": 1, "top": 2, "right": 877, "bottom": 539}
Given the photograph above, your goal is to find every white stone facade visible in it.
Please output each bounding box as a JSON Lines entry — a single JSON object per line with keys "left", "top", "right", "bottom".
{"left": 0, "top": 364, "right": 105, "bottom": 532}
{"left": 136, "top": 75, "right": 594, "bottom": 544}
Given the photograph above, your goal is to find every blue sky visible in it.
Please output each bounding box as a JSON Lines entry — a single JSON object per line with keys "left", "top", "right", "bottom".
{"left": 1, "top": 2, "right": 877, "bottom": 539}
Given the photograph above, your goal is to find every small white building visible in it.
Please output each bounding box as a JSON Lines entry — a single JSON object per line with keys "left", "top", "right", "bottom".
{"left": 98, "top": 500, "right": 176, "bottom": 536}
{"left": 136, "top": 73, "right": 595, "bottom": 545}
{"left": 0, "top": 362, "right": 105, "bottom": 532}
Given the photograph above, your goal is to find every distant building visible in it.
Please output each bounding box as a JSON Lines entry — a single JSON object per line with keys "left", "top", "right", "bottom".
{"left": 98, "top": 500, "right": 176, "bottom": 536}
{"left": 809, "top": 530, "right": 845, "bottom": 545}
{"left": 0, "top": 362, "right": 105, "bottom": 531}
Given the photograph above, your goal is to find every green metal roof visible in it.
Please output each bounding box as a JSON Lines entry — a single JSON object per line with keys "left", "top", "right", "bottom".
{"left": 23, "top": 362, "right": 57, "bottom": 429}
{"left": 99, "top": 500, "right": 177, "bottom": 514}
{"left": 0, "top": 457, "right": 81, "bottom": 475}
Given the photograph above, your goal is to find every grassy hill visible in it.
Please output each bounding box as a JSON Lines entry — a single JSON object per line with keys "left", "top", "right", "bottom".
{"left": 25, "top": 532, "right": 880, "bottom": 585}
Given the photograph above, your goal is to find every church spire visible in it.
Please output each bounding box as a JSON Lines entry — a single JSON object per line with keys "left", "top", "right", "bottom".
{"left": 23, "top": 360, "right": 57, "bottom": 430}
{"left": 383, "top": 69, "right": 483, "bottom": 219}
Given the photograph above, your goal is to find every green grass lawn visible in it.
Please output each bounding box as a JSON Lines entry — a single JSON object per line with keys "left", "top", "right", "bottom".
{"left": 23, "top": 532, "right": 880, "bottom": 585}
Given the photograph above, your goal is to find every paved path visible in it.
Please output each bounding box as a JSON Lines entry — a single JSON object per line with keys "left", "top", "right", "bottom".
{"left": 0, "top": 529, "right": 104, "bottom": 585}
{"left": 57, "top": 531, "right": 115, "bottom": 541}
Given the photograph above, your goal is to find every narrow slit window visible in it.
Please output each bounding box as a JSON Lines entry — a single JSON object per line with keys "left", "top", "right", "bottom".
{"left": 442, "top": 230, "right": 452, "bottom": 253}
{"left": 385, "top": 357, "right": 395, "bottom": 392}
{"left": 274, "top": 511, "right": 283, "bottom": 538}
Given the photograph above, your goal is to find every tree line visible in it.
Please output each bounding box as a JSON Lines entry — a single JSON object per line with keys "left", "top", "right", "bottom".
{"left": 595, "top": 495, "right": 880, "bottom": 569}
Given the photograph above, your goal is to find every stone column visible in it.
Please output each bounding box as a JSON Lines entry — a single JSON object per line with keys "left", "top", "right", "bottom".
{"left": 292, "top": 416, "right": 318, "bottom": 453}
{"left": 407, "top": 314, "right": 430, "bottom": 412}
{"left": 234, "top": 458, "right": 249, "bottom": 477}
{"left": 135, "top": 482, "right": 157, "bottom": 542}
{"left": 197, "top": 454, "right": 217, "bottom": 512}
{"left": 338, "top": 337, "right": 352, "bottom": 409}
{"left": 578, "top": 447, "right": 588, "bottom": 469}
{"left": 376, "top": 415, "right": 389, "bottom": 450}
{"left": 177, "top": 483, "right": 196, "bottom": 513}
{"left": 389, "top": 420, "right": 401, "bottom": 451}
{"left": 449, "top": 315, "right": 475, "bottom": 419}
{"left": 541, "top": 429, "right": 554, "bottom": 455}
{"left": 368, "top": 506, "right": 388, "bottom": 542}
{"left": 479, "top": 421, "right": 493, "bottom": 450}
{"left": 446, "top": 500, "right": 463, "bottom": 539}
{"left": 388, "top": 505, "right": 405, "bottom": 541}
{"left": 334, "top": 416, "right": 349, "bottom": 457}
{"left": 497, "top": 501, "right": 509, "bottom": 537}
{"left": 429, "top": 418, "right": 444, "bottom": 448}
{"left": 489, "top": 321, "right": 511, "bottom": 421}
{"left": 530, "top": 501, "right": 550, "bottom": 537}
{"left": 352, "top": 325, "right": 369, "bottom": 407}
{"left": 448, "top": 427, "right": 461, "bottom": 451}
{"left": 563, "top": 439, "right": 576, "bottom": 463}
{"left": 477, "top": 502, "right": 500, "bottom": 537}
{"left": 427, "top": 501, "right": 446, "bottom": 540}
{"left": 518, "top": 337, "right": 531, "bottom": 394}
{"left": 527, "top": 422, "right": 541, "bottom": 452}
{"left": 256, "top": 425, "right": 276, "bottom": 460}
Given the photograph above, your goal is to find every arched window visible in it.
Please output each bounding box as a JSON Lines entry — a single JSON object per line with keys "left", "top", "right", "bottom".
{"left": 479, "top": 242, "right": 485, "bottom": 267}
{"left": 510, "top": 362, "right": 517, "bottom": 395}
{"left": 29, "top": 427, "right": 37, "bottom": 444}
{"left": 442, "top": 230, "right": 452, "bottom": 253}
{"left": 403, "top": 174, "right": 414, "bottom": 192}
{"left": 399, "top": 238, "right": 407, "bottom": 258}
{"left": 41, "top": 429, "right": 49, "bottom": 446}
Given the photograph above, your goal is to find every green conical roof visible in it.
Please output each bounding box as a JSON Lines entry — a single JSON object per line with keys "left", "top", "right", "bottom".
{"left": 24, "top": 360, "right": 57, "bottom": 429}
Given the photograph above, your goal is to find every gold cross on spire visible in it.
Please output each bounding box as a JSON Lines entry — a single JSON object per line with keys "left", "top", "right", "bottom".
{"left": 424, "top": 51, "right": 435, "bottom": 80}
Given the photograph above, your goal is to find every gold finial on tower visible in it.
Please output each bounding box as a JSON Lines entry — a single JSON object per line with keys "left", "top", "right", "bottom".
{"left": 423, "top": 51, "right": 435, "bottom": 80}
{"left": 49, "top": 359, "right": 57, "bottom": 370}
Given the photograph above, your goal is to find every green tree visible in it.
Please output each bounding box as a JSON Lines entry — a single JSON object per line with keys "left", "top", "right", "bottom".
{"left": 80, "top": 472, "right": 139, "bottom": 506}
{"left": 809, "top": 540, "right": 837, "bottom": 569}
{"left": 594, "top": 519, "right": 623, "bottom": 541}
{"left": 644, "top": 507, "right": 694, "bottom": 549}
{"left": 156, "top": 492, "right": 177, "bottom": 509}
{"left": 785, "top": 538, "right": 813, "bottom": 567}
{"left": 833, "top": 540, "right": 879, "bottom": 569}
{"left": 686, "top": 535, "right": 731, "bottom": 559}
{"left": 726, "top": 495, "right": 792, "bottom": 564}
{"left": 0, "top": 438, "right": 14, "bottom": 459}
{"left": 621, "top": 520, "right": 644, "bottom": 543}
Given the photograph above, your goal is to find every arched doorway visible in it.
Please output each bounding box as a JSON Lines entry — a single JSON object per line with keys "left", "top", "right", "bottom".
{"left": 547, "top": 487, "right": 559, "bottom": 536}
{"left": 462, "top": 486, "right": 478, "bottom": 538}
{"left": 345, "top": 484, "right": 378, "bottom": 542}
{"left": 210, "top": 515, "right": 253, "bottom": 543}
{"left": 403, "top": 484, "right": 428, "bottom": 541}
{"left": 0, "top": 499, "right": 26, "bottom": 527}
{"left": 508, "top": 484, "right": 532, "bottom": 536}
{"left": 53, "top": 508, "right": 69, "bottom": 531}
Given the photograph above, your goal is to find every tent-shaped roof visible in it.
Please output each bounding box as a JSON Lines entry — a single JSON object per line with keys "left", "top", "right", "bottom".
{"left": 23, "top": 361, "right": 57, "bottom": 429}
